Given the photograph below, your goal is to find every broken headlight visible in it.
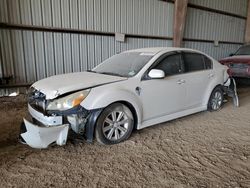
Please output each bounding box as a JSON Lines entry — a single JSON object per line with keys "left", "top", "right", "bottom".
{"left": 47, "top": 90, "right": 90, "bottom": 111}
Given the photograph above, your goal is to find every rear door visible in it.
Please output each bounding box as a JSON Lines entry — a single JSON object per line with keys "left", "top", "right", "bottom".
{"left": 181, "top": 52, "right": 214, "bottom": 108}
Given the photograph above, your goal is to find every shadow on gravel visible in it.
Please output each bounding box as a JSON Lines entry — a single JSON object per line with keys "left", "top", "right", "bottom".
{"left": 0, "top": 139, "right": 35, "bottom": 167}
{"left": 0, "top": 139, "right": 19, "bottom": 149}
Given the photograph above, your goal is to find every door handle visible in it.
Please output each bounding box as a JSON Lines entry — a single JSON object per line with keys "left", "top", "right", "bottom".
{"left": 209, "top": 73, "right": 214, "bottom": 78}
{"left": 177, "top": 79, "right": 185, "bottom": 84}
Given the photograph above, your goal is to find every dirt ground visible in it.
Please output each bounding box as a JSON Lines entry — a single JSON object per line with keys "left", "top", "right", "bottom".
{"left": 0, "top": 85, "right": 250, "bottom": 188}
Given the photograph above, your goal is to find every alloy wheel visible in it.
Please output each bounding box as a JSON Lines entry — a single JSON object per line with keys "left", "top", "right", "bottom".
{"left": 102, "top": 110, "right": 131, "bottom": 141}
{"left": 211, "top": 91, "right": 223, "bottom": 110}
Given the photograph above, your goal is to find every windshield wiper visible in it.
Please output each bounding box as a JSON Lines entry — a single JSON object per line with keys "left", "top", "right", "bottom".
{"left": 87, "top": 70, "right": 97, "bottom": 73}
{"left": 98, "top": 72, "right": 126, "bottom": 77}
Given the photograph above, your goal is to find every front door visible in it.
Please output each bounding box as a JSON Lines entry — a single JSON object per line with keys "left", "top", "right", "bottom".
{"left": 140, "top": 53, "right": 187, "bottom": 122}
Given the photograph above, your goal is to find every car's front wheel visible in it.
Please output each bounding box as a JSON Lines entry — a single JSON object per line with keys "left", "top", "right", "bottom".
{"left": 95, "top": 103, "right": 134, "bottom": 145}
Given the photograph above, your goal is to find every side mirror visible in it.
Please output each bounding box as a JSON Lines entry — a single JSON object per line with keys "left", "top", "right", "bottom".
{"left": 229, "top": 53, "right": 234, "bottom": 57}
{"left": 148, "top": 69, "right": 165, "bottom": 79}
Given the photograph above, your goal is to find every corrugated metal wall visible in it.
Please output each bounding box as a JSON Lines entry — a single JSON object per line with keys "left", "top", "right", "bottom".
{"left": 0, "top": 0, "right": 174, "bottom": 36}
{"left": 189, "top": 0, "right": 248, "bottom": 17}
{"left": 0, "top": 0, "right": 248, "bottom": 85}
{"left": 184, "top": 8, "right": 246, "bottom": 42}
{"left": 183, "top": 41, "right": 241, "bottom": 60}
{"left": 183, "top": 0, "right": 247, "bottom": 60}
{"left": 0, "top": 28, "right": 172, "bottom": 83}
{"left": 0, "top": 0, "right": 174, "bottom": 84}
{"left": 0, "top": 38, "right": 3, "bottom": 78}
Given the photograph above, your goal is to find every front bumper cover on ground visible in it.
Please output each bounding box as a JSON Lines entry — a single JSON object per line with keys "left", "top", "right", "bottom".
{"left": 224, "top": 78, "right": 239, "bottom": 107}
{"left": 21, "top": 118, "right": 69, "bottom": 149}
{"left": 20, "top": 104, "right": 70, "bottom": 148}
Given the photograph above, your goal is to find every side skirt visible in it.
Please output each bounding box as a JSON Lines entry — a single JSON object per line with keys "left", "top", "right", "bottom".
{"left": 138, "top": 106, "right": 207, "bottom": 130}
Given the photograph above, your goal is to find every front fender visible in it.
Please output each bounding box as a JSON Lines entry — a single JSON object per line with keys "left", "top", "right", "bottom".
{"left": 81, "top": 88, "right": 143, "bottom": 127}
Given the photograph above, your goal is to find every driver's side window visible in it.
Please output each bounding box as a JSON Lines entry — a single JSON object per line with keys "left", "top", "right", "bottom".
{"left": 154, "top": 54, "right": 183, "bottom": 76}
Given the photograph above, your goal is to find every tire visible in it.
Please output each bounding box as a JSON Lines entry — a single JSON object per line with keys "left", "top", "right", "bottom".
{"left": 95, "top": 103, "right": 134, "bottom": 145}
{"left": 208, "top": 86, "right": 224, "bottom": 111}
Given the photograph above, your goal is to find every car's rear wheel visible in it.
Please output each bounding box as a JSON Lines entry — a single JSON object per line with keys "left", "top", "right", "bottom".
{"left": 95, "top": 103, "right": 134, "bottom": 145}
{"left": 208, "top": 86, "right": 224, "bottom": 111}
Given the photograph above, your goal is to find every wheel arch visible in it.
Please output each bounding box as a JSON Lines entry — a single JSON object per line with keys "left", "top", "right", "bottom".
{"left": 203, "top": 77, "right": 224, "bottom": 107}
{"left": 113, "top": 100, "right": 139, "bottom": 130}
{"left": 82, "top": 89, "right": 143, "bottom": 127}
{"left": 84, "top": 99, "right": 141, "bottom": 143}
{"left": 206, "top": 84, "right": 223, "bottom": 106}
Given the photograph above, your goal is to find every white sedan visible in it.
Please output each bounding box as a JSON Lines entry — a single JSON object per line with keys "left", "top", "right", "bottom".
{"left": 20, "top": 47, "right": 238, "bottom": 148}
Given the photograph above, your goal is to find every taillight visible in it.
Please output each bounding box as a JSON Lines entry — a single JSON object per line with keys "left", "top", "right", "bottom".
{"left": 227, "top": 68, "right": 232, "bottom": 76}
{"left": 247, "top": 67, "right": 250, "bottom": 74}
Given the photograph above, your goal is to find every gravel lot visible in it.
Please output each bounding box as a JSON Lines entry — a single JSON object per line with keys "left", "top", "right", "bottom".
{"left": 0, "top": 85, "right": 250, "bottom": 188}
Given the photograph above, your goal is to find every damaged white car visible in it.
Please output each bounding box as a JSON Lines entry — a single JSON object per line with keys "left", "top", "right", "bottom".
{"left": 20, "top": 47, "right": 238, "bottom": 149}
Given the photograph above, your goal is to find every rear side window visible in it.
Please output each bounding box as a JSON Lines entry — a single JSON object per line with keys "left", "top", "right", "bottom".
{"left": 235, "top": 45, "right": 250, "bottom": 55}
{"left": 154, "top": 54, "right": 183, "bottom": 76}
{"left": 183, "top": 53, "right": 206, "bottom": 72}
{"left": 204, "top": 56, "right": 212, "bottom": 69}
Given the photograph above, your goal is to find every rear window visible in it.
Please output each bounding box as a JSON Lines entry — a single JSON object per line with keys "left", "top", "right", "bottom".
{"left": 183, "top": 53, "right": 205, "bottom": 72}
{"left": 235, "top": 45, "right": 250, "bottom": 55}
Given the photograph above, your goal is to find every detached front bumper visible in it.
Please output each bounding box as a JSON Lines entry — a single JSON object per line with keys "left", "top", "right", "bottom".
{"left": 20, "top": 104, "right": 69, "bottom": 149}
{"left": 21, "top": 119, "right": 69, "bottom": 149}
{"left": 20, "top": 104, "right": 103, "bottom": 149}
{"left": 224, "top": 78, "right": 239, "bottom": 107}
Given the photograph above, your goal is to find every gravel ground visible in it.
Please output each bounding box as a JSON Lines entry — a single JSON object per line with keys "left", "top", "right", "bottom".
{"left": 0, "top": 86, "right": 250, "bottom": 188}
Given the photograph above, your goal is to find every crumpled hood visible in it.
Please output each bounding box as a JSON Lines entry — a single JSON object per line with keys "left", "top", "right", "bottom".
{"left": 32, "top": 72, "right": 127, "bottom": 99}
{"left": 220, "top": 55, "right": 250, "bottom": 64}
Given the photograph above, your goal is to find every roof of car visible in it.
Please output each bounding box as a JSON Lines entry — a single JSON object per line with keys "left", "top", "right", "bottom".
{"left": 125, "top": 47, "right": 202, "bottom": 54}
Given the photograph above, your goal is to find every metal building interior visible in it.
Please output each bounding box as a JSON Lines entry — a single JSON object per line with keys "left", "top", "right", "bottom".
{"left": 0, "top": 0, "right": 250, "bottom": 187}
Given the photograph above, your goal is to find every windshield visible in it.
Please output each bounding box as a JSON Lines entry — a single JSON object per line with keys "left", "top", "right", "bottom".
{"left": 92, "top": 52, "right": 154, "bottom": 77}
{"left": 235, "top": 45, "right": 250, "bottom": 55}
